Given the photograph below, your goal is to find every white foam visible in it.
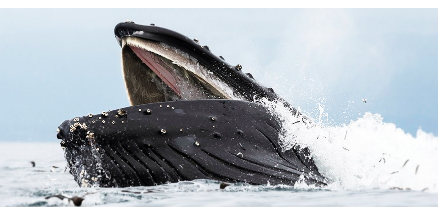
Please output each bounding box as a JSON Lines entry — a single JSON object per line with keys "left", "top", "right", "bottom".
{"left": 259, "top": 98, "right": 438, "bottom": 193}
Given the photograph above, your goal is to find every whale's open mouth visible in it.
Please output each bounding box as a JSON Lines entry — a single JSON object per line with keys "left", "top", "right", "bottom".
{"left": 122, "top": 37, "right": 235, "bottom": 106}
{"left": 114, "top": 22, "right": 284, "bottom": 106}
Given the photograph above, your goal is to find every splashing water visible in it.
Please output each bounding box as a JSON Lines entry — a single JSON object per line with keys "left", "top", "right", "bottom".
{"left": 1, "top": 104, "right": 438, "bottom": 206}
{"left": 259, "top": 98, "right": 438, "bottom": 193}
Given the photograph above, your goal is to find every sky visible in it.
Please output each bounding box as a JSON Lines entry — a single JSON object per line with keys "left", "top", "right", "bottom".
{"left": 0, "top": 9, "right": 437, "bottom": 142}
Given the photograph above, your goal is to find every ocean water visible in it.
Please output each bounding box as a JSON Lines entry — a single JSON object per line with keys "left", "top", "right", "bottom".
{"left": 1, "top": 107, "right": 438, "bottom": 207}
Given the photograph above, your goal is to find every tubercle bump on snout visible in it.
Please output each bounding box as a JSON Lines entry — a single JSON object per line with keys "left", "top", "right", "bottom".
{"left": 58, "top": 108, "right": 129, "bottom": 146}
{"left": 57, "top": 104, "right": 170, "bottom": 147}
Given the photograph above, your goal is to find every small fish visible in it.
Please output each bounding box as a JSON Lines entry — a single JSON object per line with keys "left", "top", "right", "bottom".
{"left": 220, "top": 182, "right": 230, "bottom": 189}
{"left": 402, "top": 159, "right": 409, "bottom": 168}
{"left": 45, "top": 192, "right": 96, "bottom": 206}
{"left": 51, "top": 166, "right": 60, "bottom": 172}
{"left": 45, "top": 195, "right": 84, "bottom": 206}
{"left": 121, "top": 189, "right": 154, "bottom": 194}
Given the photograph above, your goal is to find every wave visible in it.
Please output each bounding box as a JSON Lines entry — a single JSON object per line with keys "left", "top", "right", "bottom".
{"left": 260, "top": 98, "right": 438, "bottom": 193}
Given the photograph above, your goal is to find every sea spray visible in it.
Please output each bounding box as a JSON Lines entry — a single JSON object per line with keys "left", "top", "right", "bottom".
{"left": 259, "top": 98, "right": 438, "bottom": 192}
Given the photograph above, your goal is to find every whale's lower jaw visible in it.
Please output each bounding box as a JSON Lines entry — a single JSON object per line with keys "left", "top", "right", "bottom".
{"left": 58, "top": 100, "right": 326, "bottom": 187}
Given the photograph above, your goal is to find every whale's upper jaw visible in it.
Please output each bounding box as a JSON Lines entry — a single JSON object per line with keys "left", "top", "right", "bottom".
{"left": 114, "top": 22, "right": 229, "bottom": 69}
{"left": 114, "top": 22, "right": 282, "bottom": 106}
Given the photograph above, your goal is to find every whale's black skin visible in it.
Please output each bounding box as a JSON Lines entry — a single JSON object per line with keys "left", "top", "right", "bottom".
{"left": 58, "top": 100, "right": 325, "bottom": 187}
{"left": 57, "top": 22, "right": 325, "bottom": 187}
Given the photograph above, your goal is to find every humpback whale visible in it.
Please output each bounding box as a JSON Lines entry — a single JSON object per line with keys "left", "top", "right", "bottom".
{"left": 57, "top": 21, "right": 326, "bottom": 187}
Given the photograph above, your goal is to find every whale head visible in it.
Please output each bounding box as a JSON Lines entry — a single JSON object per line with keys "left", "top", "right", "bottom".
{"left": 114, "top": 22, "right": 284, "bottom": 106}
{"left": 56, "top": 22, "right": 324, "bottom": 188}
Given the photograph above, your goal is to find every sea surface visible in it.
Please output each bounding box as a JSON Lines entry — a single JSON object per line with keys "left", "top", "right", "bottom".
{"left": 1, "top": 108, "right": 438, "bottom": 207}
{"left": 0, "top": 119, "right": 438, "bottom": 207}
